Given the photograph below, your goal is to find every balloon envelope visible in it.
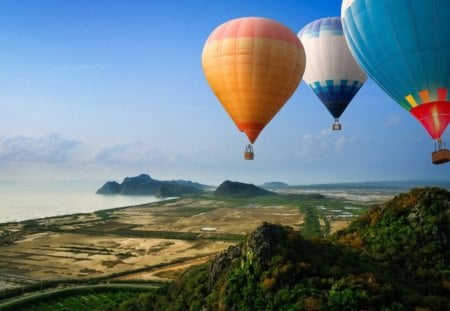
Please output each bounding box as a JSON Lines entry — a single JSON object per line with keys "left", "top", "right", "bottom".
{"left": 202, "top": 17, "right": 306, "bottom": 143}
{"left": 341, "top": 0, "right": 450, "bottom": 140}
{"left": 299, "top": 17, "right": 367, "bottom": 120}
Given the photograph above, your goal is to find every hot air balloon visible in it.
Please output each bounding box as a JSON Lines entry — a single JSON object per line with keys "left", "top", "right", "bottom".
{"left": 298, "top": 17, "right": 367, "bottom": 130}
{"left": 202, "top": 17, "right": 306, "bottom": 160}
{"left": 341, "top": 0, "right": 450, "bottom": 164}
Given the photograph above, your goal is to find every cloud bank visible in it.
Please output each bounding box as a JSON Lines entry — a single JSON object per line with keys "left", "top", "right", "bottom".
{"left": 94, "top": 142, "right": 163, "bottom": 165}
{"left": 0, "top": 133, "right": 81, "bottom": 163}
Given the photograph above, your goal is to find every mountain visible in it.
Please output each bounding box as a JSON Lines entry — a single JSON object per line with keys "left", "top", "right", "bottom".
{"left": 214, "top": 180, "right": 276, "bottom": 197}
{"left": 96, "top": 174, "right": 208, "bottom": 197}
{"left": 334, "top": 187, "right": 450, "bottom": 272}
{"left": 118, "top": 187, "right": 450, "bottom": 310}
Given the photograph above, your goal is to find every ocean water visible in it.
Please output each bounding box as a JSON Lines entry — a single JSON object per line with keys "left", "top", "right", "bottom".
{"left": 0, "top": 179, "right": 161, "bottom": 224}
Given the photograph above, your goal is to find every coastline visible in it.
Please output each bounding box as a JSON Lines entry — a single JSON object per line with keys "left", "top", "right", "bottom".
{"left": 0, "top": 199, "right": 177, "bottom": 226}
{"left": 0, "top": 179, "right": 164, "bottom": 224}
{"left": 1, "top": 195, "right": 306, "bottom": 289}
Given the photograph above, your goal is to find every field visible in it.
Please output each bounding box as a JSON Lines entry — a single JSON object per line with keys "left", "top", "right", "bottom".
{"left": 0, "top": 192, "right": 376, "bottom": 305}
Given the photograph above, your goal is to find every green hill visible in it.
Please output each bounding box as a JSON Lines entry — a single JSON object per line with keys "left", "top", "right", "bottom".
{"left": 155, "top": 183, "right": 203, "bottom": 198}
{"left": 115, "top": 187, "right": 450, "bottom": 310}
{"left": 214, "top": 180, "right": 276, "bottom": 198}
{"left": 334, "top": 187, "right": 450, "bottom": 272}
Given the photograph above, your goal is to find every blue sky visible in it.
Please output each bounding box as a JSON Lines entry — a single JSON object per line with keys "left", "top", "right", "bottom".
{"left": 0, "top": 0, "right": 448, "bottom": 185}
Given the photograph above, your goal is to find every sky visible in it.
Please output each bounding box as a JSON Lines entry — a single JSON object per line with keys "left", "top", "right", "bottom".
{"left": 0, "top": 0, "right": 448, "bottom": 186}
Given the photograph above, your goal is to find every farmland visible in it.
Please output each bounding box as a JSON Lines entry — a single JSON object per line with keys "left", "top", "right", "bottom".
{"left": 0, "top": 192, "right": 373, "bottom": 307}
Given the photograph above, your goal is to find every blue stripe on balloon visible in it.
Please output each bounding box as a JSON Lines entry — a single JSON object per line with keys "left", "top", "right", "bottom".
{"left": 299, "top": 17, "right": 343, "bottom": 38}
{"left": 309, "top": 80, "right": 364, "bottom": 118}
{"left": 342, "top": 0, "right": 450, "bottom": 111}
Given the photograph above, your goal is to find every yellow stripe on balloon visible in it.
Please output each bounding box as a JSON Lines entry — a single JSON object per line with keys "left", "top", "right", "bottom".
{"left": 405, "top": 94, "right": 418, "bottom": 108}
{"left": 431, "top": 104, "right": 440, "bottom": 133}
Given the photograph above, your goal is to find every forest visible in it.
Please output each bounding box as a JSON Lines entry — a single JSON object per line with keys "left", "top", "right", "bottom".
{"left": 116, "top": 187, "right": 450, "bottom": 310}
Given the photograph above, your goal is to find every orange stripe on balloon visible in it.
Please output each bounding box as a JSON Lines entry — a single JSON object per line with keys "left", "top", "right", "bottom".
{"left": 206, "top": 17, "right": 300, "bottom": 45}
{"left": 419, "top": 90, "right": 430, "bottom": 104}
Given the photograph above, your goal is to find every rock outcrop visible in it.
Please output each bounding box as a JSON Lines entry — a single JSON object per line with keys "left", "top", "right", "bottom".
{"left": 96, "top": 181, "right": 121, "bottom": 194}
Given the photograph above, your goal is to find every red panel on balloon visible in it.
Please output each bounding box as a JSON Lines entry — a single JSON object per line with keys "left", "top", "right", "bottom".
{"left": 236, "top": 122, "right": 265, "bottom": 144}
{"left": 410, "top": 101, "right": 450, "bottom": 139}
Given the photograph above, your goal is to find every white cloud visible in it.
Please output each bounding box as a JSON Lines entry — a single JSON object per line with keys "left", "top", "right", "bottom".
{"left": 94, "top": 142, "right": 163, "bottom": 165}
{"left": 319, "top": 128, "right": 331, "bottom": 138}
{"left": 0, "top": 133, "right": 82, "bottom": 163}
{"left": 293, "top": 129, "right": 357, "bottom": 160}
{"left": 335, "top": 136, "right": 346, "bottom": 153}
{"left": 385, "top": 115, "right": 403, "bottom": 127}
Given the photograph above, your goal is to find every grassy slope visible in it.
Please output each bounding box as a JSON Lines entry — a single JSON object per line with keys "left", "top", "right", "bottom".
{"left": 121, "top": 187, "right": 450, "bottom": 310}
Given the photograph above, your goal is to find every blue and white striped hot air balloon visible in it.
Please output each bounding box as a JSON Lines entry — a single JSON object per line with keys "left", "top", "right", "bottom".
{"left": 341, "top": 0, "right": 450, "bottom": 164}
{"left": 298, "top": 17, "right": 367, "bottom": 130}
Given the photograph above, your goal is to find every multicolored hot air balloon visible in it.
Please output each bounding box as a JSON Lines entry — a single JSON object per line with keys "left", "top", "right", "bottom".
{"left": 202, "top": 17, "right": 306, "bottom": 160}
{"left": 341, "top": 0, "right": 450, "bottom": 164}
{"left": 298, "top": 17, "right": 367, "bottom": 130}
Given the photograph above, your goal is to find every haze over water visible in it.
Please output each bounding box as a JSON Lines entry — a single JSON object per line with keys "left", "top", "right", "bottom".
{"left": 0, "top": 179, "right": 161, "bottom": 223}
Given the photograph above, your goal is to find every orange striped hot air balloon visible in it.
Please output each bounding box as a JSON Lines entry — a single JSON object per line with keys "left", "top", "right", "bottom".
{"left": 202, "top": 17, "right": 306, "bottom": 160}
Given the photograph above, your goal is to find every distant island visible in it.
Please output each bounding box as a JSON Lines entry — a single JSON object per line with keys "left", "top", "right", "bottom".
{"left": 214, "top": 180, "right": 276, "bottom": 197}
{"left": 96, "top": 174, "right": 210, "bottom": 198}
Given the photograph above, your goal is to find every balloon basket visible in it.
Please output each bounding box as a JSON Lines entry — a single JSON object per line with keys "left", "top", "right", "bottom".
{"left": 244, "top": 144, "right": 254, "bottom": 160}
{"left": 244, "top": 152, "right": 254, "bottom": 160}
{"left": 432, "top": 149, "right": 450, "bottom": 165}
{"left": 332, "top": 120, "right": 342, "bottom": 131}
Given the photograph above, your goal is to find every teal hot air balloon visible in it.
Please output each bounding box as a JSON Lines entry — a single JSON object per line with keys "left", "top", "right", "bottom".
{"left": 298, "top": 17, "right": 367, "bottom": 130}
{"left": 341, "top": 0, "right": 450, "bottom": 164}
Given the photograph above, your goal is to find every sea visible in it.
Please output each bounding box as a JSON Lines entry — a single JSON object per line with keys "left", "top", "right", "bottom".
{"left": 0, "top": 179, "right": 448, "bottom": 224}
{"left": 0, "top": 179, "right": 162, "bottom": 224}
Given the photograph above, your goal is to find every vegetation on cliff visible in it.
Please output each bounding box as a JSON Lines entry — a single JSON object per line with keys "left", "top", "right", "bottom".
{"left": 214, "top": 180, "right": 276, "bottom": 198}
{"left": 116, "top": 187, "right": 450, "bottom": 310}
{"left": 335, "top": 187, "right": 450, "bottom": 277}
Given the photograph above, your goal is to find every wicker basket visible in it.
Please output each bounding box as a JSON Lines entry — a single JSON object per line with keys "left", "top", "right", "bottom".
{"left": 432, "top": 149, "right": 450, "bottom": 165}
